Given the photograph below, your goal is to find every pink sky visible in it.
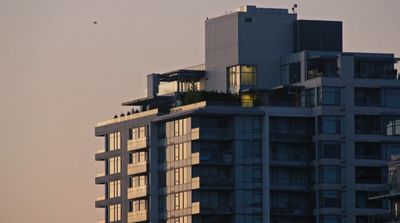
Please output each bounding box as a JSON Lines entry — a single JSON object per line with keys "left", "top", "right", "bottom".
{"left": 0, "top": 0, "right": 399, "bottom": 222}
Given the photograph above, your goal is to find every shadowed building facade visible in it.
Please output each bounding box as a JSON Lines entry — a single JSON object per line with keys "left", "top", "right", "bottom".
{"left": 95, "top": 5, "right": 400, "bottom": 223}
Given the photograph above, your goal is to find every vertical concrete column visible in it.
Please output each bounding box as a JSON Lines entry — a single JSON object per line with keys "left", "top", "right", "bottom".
{"left": 262, "top": 113, "right": 270, "bottom": 223}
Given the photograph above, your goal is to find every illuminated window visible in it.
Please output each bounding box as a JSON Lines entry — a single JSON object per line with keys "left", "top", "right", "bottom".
{"left": 108, "top": 204, "right": 121, "bottom": 222}
{"left": 174, "top": 167, "right": 187, "bottom": 185}
{"left": 108, "top": 157, "right": 121, "bottom": 175}
{"left": 174, "top": 143, "right": 187, "bottom": 161}
{"left": 107, "top": 132, "right": 121, "bottom": 151}
{"left": 131, "top": 126, "right": 146, "bottom": 139}
{"left": 108, "top": 180, "right": 121, "bottom": 198}
{"left": 228, "top": 65, "right": 257, "bottom": 93}
{"left": 174, "top": 192, "right": 187, "bottom": 210}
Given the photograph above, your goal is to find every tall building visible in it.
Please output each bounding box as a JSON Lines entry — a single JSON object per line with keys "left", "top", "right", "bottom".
{"left": 94, "top": 5, "right": 400, "bottom": 223}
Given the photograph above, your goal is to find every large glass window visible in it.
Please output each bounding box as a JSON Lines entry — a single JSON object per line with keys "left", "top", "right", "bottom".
{"left": 318, "top": 87, "right": 341, "bottom": 106}
{"left": 355, "top": 142, "right": 381, "bottom": 160}
{"left": 108, "top": 156, "right": 121, "bottom": 175}
{"left": 107, "top": 132, "right": 121, "bottom": 151}
{"left": 228, "top": 65, "right": 257, "bottom": 93}
{"left": 382, "top": 88, "right": 400, "bottom": 108}
{"left": 307, "top": 58, "right": 338, "bottom": 80}
{"left": 354, "top": 59, "right": 395, "bottom": 79}
{"left": 384, "top": 116, "right": 400, "bottom": 136}
{"left": 319, "top": 190, "right": 341, "bottom": 208}
{"left": 108, "top": 180, "right": 121, "bottom": 198}
{"left": 108, "top": 204, "right": 121, "bottom": 222}
{"left": 130, "top": 199, "right": 147, "bottom": 212}
{"left": 319, "top": 166, "right": 341, "bottom": 183}
{"left": 356, "top": 191, "right": 383, "bottom": 208}
{"left": 305, "top": 88, "right": 315, "bottom": 107}
{"left": 131, "top": 126, "right": 146, "bottom": 139}
{"left": 319, "top": 116, "right": 342, "bottom": 134}
{"left": 356, "top": 167, "right": 386, "bottom": 184}
{"left": 355, "top": 115, "right": 380, "bottom": 135}
{"left": 318, "top": 142, "right": 341, "bottom": 159}
{"left": 355, "top": 88, "right": 380, "bottom": 107}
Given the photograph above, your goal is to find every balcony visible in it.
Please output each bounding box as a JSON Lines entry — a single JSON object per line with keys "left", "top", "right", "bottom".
{"left": 199, "top": 128, "right": 233, "bottom": 141}
{"left": 128, "top": 138, "right": 147, "bottom": 151}
{"left": 95, "top": 172, "right": 106, "bottom": 184}
{"left": 200, "top": 152, "right": 233, "bottom": 165}
{"left": 192, "top": 202, "right": 200, "bottom": 214}
{"left": 270, "top": 132, "right": 313, "bottom": 142}
{"left": 200, "top": 176, "right": 233, "bottom": 189}
{"left": 271, "top": 205, "right": 308, "bottom": 216}
{"left": 128, "top": 161, "right": 148, "bottom": 175}
{"left": 95, "top": 196, "right": 106, "bottom": 208}
{"left": 192, "top": 177, "right": 200, "bottom": 189}
{"left": 192, "top": 152, "right": 200, "bottom": 165}
{"left": 128, "top": 185, "right": 148, "bottom": 199}
{"left": 95, "top": 148, "right": 106, "bottom": 161}
{"left": 128, "top": 210, "right": 147, "bottom": 223}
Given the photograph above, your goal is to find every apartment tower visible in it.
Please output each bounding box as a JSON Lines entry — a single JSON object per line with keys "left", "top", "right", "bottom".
{"left": 95, "top": 5, "right": 400, "bottom": 223}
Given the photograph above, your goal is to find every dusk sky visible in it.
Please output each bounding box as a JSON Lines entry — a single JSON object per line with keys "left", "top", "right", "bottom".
{"left": 0, "top": 0, "right": 399, "bottom": 222}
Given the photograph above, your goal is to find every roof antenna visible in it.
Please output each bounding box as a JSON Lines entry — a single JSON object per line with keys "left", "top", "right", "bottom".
{"left": 292, "top": 4, "right": 298, "bottom": 13}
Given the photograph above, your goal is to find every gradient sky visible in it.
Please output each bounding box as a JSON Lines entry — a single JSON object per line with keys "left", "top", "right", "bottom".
{"left": 0, "top": 0, "right": 399, "bottom": 222}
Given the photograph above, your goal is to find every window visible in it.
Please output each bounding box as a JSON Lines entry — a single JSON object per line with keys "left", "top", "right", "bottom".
{"left": 382, "top": 88, "right": 400, "bottom": 107}
{"left": 173, "top": 143, "right": 188, "bottom": 161}
{"left": 108, "top": 180, "right": 121, "bottom": 198}
{"left": 319, "top": 166, "right": 341, "bottom": 183}
{"left": 318, "top": 87, "right": 341, "bottom": 106}
{"left": 318, "top": 142, "right": 341, "bottom": 159}
{"left": 354, "top": 59, "right": 395, "bottom": 79}
{"left": 174, "top": 192, "right": 188, "bottom": 210}
{"left": 174, "top": 167, "right": 187, "bottom": 185}
{"left": 130, "top": 175, "right": 146, "bottom": 187}
{"left": 356, "top": 167, "right": 386, "bottom": 184}
{"left": 355, "top": 88, "right": 380, "bottom": 107}
{"left": 228, "top": 65, "right": 257, "bottom": 93}
{"left": 319, "top": 190, "right": 341, "bottom": 208}
{"left": 383, "top": 143, "right": 400, "bottom": 160}
{"left": 384, "top": 117, "right": 400, "bottom": 136}
{"left": 131, "top": 126, "right": 146, "bottom": 139}
{"left": 107, "top": 132, "right": 121, "bottom": 151}
{"left": 307, "top": 58, "right": 338, "bottom": 80}
{"left": 131, "top": 199, "right": 147, "bottom": 212}
{"left": 108, "top": 157, "right": 121, "bottom": 175}
{"left": 131, "top": 151, "right": 147, "bottom": 164}
{"left": 355, "top": 142, "right": 381, "bottom": 160}
{"left": 356, "top": 191, "right": 382, "bottom": 208}
{"left": 319, "top": 116, "right": 341, "bottom": 134}
{"left": 355, "top": 115, "right": 380, "bottom": 135}
{"left": 305, "top": 88, "right": 315, "bottom": 107}
{"left": 108, "top": 204, "right": 121, "bottom": 222}
{"left": 271, "top": 143, "right": 311, "bottom": 161}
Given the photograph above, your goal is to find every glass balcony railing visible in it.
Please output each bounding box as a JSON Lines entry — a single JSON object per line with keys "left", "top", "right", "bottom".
{"left": 128, "top": 185, "right": 148, "bottom": 199}
{"left": 128, "top": 161, "right": 147, "bottom": 175}
{"left": 128, "top": 137, "right": 147, "bottom": 151}
{"left": 128, "top": 210, "right": 147, "bottom": 223}
{"left": 192, "top": 177, "right": 200, "bottom": 189}
{"left": 192, "top": 202, "right": 200, "bottom": 214}
{"left": 192, "top": 152, "right": 200, "bottom": 165}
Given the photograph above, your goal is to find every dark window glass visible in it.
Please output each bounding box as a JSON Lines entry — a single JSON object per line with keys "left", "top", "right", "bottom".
{"left": 318, "top": 142, "right": 341, "bottom": 159}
